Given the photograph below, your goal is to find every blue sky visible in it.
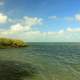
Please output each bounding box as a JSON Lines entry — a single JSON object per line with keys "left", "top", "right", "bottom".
{"left": 3, "top": 0, "right": 80, "bottom": 17}
{"left": 0, "top": 0, "right": 80, "bottom": 42}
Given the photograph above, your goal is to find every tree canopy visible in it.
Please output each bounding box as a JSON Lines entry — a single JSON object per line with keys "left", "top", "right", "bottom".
{"left": 0, "top": 38, "right": 27, "bottom": 48}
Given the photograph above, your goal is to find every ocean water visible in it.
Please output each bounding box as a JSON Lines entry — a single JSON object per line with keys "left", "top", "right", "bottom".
{"left": 0, "top": 42, "right": 80, "bottom": 80}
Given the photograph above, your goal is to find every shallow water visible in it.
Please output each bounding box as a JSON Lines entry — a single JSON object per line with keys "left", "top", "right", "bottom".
{"left": 0, "top": 42, "right": 80, "bottom": 80}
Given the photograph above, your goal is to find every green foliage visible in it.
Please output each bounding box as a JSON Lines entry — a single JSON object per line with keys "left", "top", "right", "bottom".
{"left": 0, "top": 38, "right": 27, "bottom": 48}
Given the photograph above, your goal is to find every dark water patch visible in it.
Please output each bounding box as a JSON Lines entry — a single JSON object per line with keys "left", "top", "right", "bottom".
{"left": 0, "top": 60, "right": 39, "bottom": 80}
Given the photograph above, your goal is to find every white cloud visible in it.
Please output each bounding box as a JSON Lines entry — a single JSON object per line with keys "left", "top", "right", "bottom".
{"left": 75, "top": 14, "right": 80, "bottom": 22}
{"left": 0, "top": 16, "right": 43, "bottom": 35}
{"left": 11, "top": 23, "right": 28, "bottom": 32}
{"left": 10, "top": 23, "right": 32, "bottom": 33}
{"left": 10, "top": 23, "right": 25, "bottom": 32}
{"left": 9, "top": 17, "right": 42, "bottom": 33}
{"left": 0, "top": 13, "right": 8, "bottom": 23}
{"left": 58, "top": 29, "right": 64, "bottom": 34}
{"left": 67, "top": 27, "right": 80, "bottom": 32}
{"left": 67, "top": 27, "right": 73, "bottom": 32}
{"left": 1, "top": 27, "right": 80, "bottom": 42}
{"left": 47, "top": 32, "right": 56, "bottom": 35}
{"left": 23, "top": 16, "right": 42, "bottom": 25}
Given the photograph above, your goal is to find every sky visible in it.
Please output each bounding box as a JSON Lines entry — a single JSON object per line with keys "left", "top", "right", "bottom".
{"left": 0, "top": 0, "right": 80, "bottom": 42}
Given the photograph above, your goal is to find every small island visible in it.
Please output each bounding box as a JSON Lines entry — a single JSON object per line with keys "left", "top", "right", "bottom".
{"left": 0, "top": 38, "right": 27, "bottom": 48}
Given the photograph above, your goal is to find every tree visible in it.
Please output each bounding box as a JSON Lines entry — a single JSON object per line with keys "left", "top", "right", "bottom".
{"left": 0, "top": 38, "right": 27, "bottom": 48}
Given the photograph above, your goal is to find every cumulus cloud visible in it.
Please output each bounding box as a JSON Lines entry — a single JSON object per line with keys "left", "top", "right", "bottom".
{"left": 58, "top": 29, "right": 64, "bottom": 34}
{"left": 9, "top": 17, "right": 42, "bottom": 33}
{"left": 23, "top": 16, "right": 42, "bottom": 25}
{"left": 67, "top": 27, "right": 80, "bottom": 32}
{"left": 1, "top": 27, "right": 80, "bottom": 42}
{"left": 10, "top": 23, "right": 25, "bottom": 32}
{"left": 0, "top": 13, "right": 8, "bottom": 23}
{"left": 5, "top": 29, "right": 80, "bottom": 42}
{"left": 75, "top": 14, "right": 80, "bottom": 22}
{"left": 67, "top": 27, "right": 73, "bottom": 32}
{"left": 0, "top": 13, "right": 17, "bottom": 24}
{"left": 0, "top": 16, "right": 43, "bottom": 35}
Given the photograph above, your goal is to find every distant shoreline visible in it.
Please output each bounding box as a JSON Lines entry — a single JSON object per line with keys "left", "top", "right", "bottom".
{"left": 0, "top": 38, "right": 28, "bottom": 48}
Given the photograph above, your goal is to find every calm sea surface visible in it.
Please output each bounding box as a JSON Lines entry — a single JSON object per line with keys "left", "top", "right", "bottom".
{"left": 0, "top": 42, "right": 80, "bottom": 80}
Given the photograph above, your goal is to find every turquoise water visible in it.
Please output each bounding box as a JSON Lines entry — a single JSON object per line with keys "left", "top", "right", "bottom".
{"left": 0, "top": 43, "right": 80, "bottom": 80}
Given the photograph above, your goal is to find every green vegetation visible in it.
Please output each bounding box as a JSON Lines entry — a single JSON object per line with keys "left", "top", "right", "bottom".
{"left": 0, "top": 38, "right": 27, "bottom": 48}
